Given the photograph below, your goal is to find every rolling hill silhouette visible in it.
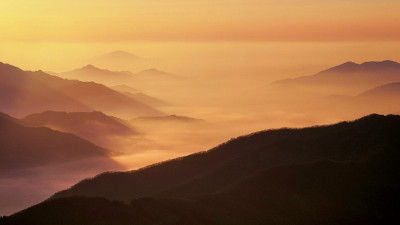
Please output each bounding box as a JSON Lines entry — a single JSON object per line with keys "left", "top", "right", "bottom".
{"left": 58, "top": 64, "right": 180, "bottom": 93}
{"left": 22, "top": 111, "right": 137, "bottom": 150}
{"left": 2, "top": 114, "right": 399, "bottom": 224}
{"left": 325, "top": 81, "right": 400, "bottom": 115}
{"left": 357, "top": 82, "right": 400, "bottom": 99}
{"left": 0, "top": 62, "right": 92, "bottom": 117}
{"left": 0, "top": 62, "right": 164, "bottom": 118}
{"left": 59, "top": 64, "right": 134, "bottom": 85}
{"left": 58, "top": 64, "right": 171, "bottom": 110}
{"left": 353, "top": 82, "right": 400, "bottom": 114}
{"left": 87, "top": 51, "right": 147, "bottom": 71}
{"left": 52, "top": 114, "right": 398, "bottom": 200}
{"left": 0, "top": 112, "right": 117, "bottom": 171}
{"left": 273, "top": 60, "right": 400, "bottom": 95}
{"left": 0, "top": 112, "right": 123, "bottom": 216}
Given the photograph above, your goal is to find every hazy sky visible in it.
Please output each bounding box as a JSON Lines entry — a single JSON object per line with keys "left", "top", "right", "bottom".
{"left": 1, "top": 0, "right": 399, "bottom": 42}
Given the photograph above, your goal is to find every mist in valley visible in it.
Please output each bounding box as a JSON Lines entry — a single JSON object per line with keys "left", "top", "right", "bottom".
{"left": 1, "top": 41, "right": 400, "bottom": 216}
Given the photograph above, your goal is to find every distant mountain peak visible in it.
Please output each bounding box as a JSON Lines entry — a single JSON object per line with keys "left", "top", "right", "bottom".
{"left": 62, "top": 65, "right": 134, "bottom": 81}
{"left": 82, "top": 64, "right": 97, "bottom": 69}
{"left": 323, "top": 61, "right": 358, "bottom": 73}
{"left": 322, "top": 60, "right": 400, "bottom": 74}
{"left": 343, "top": 61, "right": 358, "bottom": 66}
{"left": 381, "top": 59, "right": 397, "bottom": 64}
{"left": 359, "top": 60, "right": 400, "bottom": 69}
{"left": 138, "top": 68, "right": 165, "bottom": 74}
{"left": 79, "top": 64, "right": 106, "bottom": 72}
{"left": 361, "top": 60, "right": 398, "bottom": 65}
{"left": 326, "top": 60, "right": 400, "bottom": 73}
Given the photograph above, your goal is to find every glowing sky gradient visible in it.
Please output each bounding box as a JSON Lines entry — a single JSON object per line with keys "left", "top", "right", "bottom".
{"left": 1, "top": 0, "right": 399, "bottom": 42}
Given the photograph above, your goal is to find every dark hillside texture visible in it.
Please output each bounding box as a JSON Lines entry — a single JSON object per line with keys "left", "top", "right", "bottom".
{"left": 2, "top": 114, "right": 400, "bottom": 225}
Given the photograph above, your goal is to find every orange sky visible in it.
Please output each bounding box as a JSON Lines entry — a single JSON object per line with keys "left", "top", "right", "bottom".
{"left": 1, "top": 0, "right": 399, "bottom": 42}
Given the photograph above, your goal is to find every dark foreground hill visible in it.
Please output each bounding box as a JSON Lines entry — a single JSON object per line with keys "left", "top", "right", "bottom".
{"left": 2, "top": 114, "right": 400, "bottom": 225}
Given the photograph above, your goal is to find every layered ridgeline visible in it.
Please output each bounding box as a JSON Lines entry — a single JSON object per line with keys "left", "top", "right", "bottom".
{"left": 322, "top": 82, "right": 400, "bottom": 117}
{"left": 273, "top": 60, "right": 400, "bottom": 95}
{"left": 353, "top": 82, "right": 400, "bottom": 114}
{"left": 0, "top": 112, "right": 118, "bottom": 171}
{"left": 59, "top": 64, "right": 135, "bottom": 86}
{"left": 58, "top": 64, "right": 182, "bottom": 86}
{"left": 21, "top": 111, "right": 136, "bottom": 150}
{"left": 87, "top": 51, "right": 144, "bottom": 69}
{"left": 0, "top": 112, "right": 123, "bottom": 216}
{"left": 0, "top": 62, "right": 164, "bottom": 118}
{"left": 3, "top": 114, "right": 399, "bottom": 224}
{"left": 357, "top": 82, "right": 400, "bottom": 101}
{"left": 57, "top": 64, "right": 177, "bottom": 107}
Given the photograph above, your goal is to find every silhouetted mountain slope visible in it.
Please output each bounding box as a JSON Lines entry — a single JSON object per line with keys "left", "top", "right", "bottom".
{"left": 59, "top": 64, "right": 134, "bottom": 85}
{"left": 58, "top": 65, "right": 175, "bottom": 106}
{"left": 356, "top": 82, "right": 400, "bottom": 113}
{"left": 5, "top": 161, "right": 399, "bottom": 225}
{"left": 202, "top": 158, "right": 400, "bottom": 225}
{"left": 3, "top": 114, "right": 400, "bottom": 225}
{"left": 0, "top": 62, "right": 164, "bottom": 118}
{"left": 0, "top": 112, "right": 113, "bottom": 171}
{"left": 88, "top": 51, "right": 146, "bottom": 71}
{"left": 52, "top": 114, "right": 399, "bottom": 201}
{"left": 0, "top": 112, "right": 24, "bottom": 125}
{"left": 0, "top": 111, "right": 124, "bottom": 216}
{"left": 357, "top": 82, "right": 400, "bottom": 99}
{"left": 273, "top": 60, "right": 400, "bottom": 94}
{"left": 0, "top": 62, "right": 92, "bottom": 117}
{"left": 55, "top": 79, "right": 164, "bottom": 118}
{"left": 22, "top": 111, "right": 137, "bottom": 149}
{"left": 335, "top": 82, "right": 400, "bottom": 115}
{"left": 320, "top": 82, "right": 400, "bottom": 117}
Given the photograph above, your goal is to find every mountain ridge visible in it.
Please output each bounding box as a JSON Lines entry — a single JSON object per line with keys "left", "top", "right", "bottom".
{"left": 0, "top": 62, "right": 164, "bottom": 118}
{"left": 0, "top": 112, "right": 118, "bottom": 171}
{"left": 51, "top": 114, "right": 398, "bottom": 201}
{"left": 2, "top": 114, "right": 400, "bottom": 225}
{"left": 21, "top": 111, "right": 137, "bottom": 150}
{"left": 271, "top": 60, "right": 400, "bottom": 94}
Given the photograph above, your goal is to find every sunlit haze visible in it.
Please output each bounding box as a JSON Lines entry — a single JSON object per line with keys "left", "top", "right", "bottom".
{"left": 1, "top": 0, "right": 400, "bottom": 220}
